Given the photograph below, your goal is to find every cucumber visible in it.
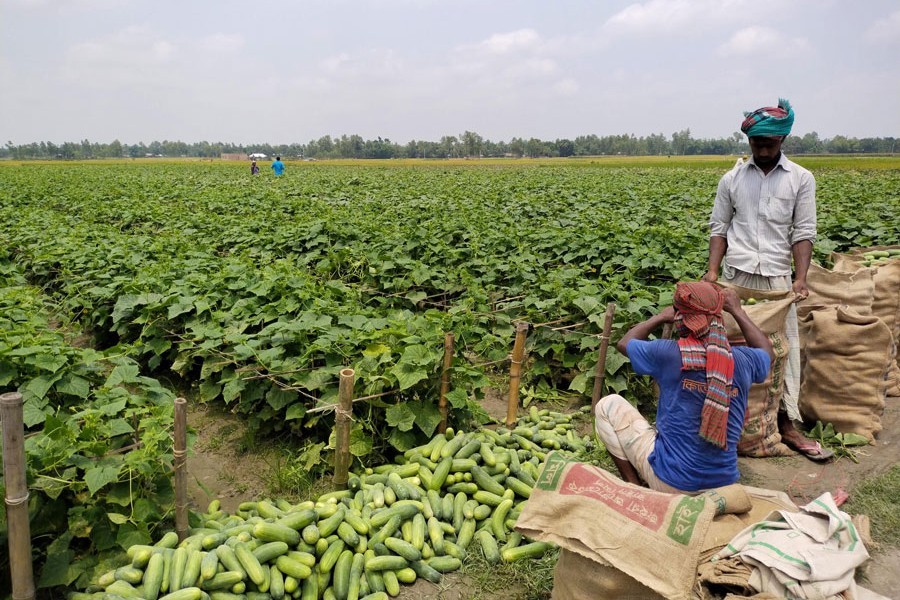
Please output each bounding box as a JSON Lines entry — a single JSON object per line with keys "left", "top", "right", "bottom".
{"left": 200, "top": 571, "right": 245, "bottom": 591}
{"left": 409, "top": 560, "right": 442, "bottom": 585}
{"left": 410, "top": 513, "right": 426, "bottom": 551}
{"left": 362, "top": 555, "right": 408, "bottom": 572}
{"left": 159, "top": 588, "right": 203, "bottom": 600}
{"left": 426, "top": 517, "right": 445, "bottom": 556}
{"left": 337, "top": 521, "right": 361, "bottom": 548}
{"left": 381, "top": 570, "right": 400, "bottom": 597}
{"left": 276, "top": 508, "right": 319, "bottom": 532}
{"left": 253, "top": 522, "right": 301, "bottom": 547}
{"left": 300, "top": 573, "right": 319, "bottom": 600}
{"left": 215, "top": 545, "right": 246, "bottom": 579}
{"left": 501, "top": 541, "right": 553, "bottom": 562}
{"left": 333, "top": 550, "right": 354, "bottom": 600}
{"left": 114, "top": 566, "right": 144, "bottom": 585}
{"left": 319, "top": 539, "right": 346, "bottom": 573}
{"left": 426, "top": 556, "right": 461, "bottom": 573}
{"left": 394, "top": 568, "right": 416, "bottom": 584}
{"left": 170, "top": 547, "right": 188, "bottom": 593}
{"left": 253, "top": 541, "right": 290, "bottom": 564}
{"left": 343, "top": 510, "right": 370, "bottom": 536}
{"left": 475, "top": 530, "right": 500, "bottom": 564}
{"left": 317, "top": 506, "right": 346, "bottom": 537}
{"left": 347, "top": 553, "right": 365, "bottom": 600}
{"left": 181, "top": 549, "right": 203, "bottom": 589}
{"left": 235, "top": 542, "right": 266, "bottom": 587}
{"left": 491, "top": 498, "right": 514, "bottom": 542}
{"left": 471, "top": 465, "right": 506, "bottom": 496}
{"left": 144, "top": 552, "right": 165, "bottom": 600}
{"left": 155, "top": 532, "right": 180, "bottom": 549}
{"left": 383, "top": 538, "right": 421, "bottom": 562}
{"left": 275, "top": 555, "right": 312, "bottom": 580}
{"left": 269, "top": 565, "right": 285, "bottom": 600}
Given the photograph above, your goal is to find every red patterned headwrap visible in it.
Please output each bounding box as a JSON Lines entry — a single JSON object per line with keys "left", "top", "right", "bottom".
{"left": 673, "top": 282, "right": 735, "bottom": 449}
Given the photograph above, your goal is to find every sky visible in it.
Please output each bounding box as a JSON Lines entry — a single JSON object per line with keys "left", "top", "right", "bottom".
{"left": 1, "top": 0, "right": 898, "bottom": 146}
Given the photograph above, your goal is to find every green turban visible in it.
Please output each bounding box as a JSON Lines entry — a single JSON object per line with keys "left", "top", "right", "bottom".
{"left": 741, "top": 98, "right": 794, "bottom": 137}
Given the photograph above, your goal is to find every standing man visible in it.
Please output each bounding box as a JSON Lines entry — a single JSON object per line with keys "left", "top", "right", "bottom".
{"left": 702, "top": 98, "right": 829, "bottom": 461}
{"left": 271, "top": 156, "right": 285, "bottom": 176}
{"left": 594, "top": 282, "right": 772, "bottom": 493}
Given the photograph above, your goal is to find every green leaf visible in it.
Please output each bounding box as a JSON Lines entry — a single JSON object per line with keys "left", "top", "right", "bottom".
{"left": 286, "top": 402, "right": 307, "bottom": 420}
{"left": 37, "top": 532, "right": 74, "bottom": 588}
{"left": 116, "top": 522, "right": 152, "bottom": 550}
{"left": 348, "top": 423, "right": 373, "bottom": 457}
{"left": 446, "top": 388, "right": 469, "bottom": 409}
{"left": 107, "top": 512, "right": 129, "bottom": 525}
{"left": 411, "top": 400, "right": 442, "bottom": 438}
{"left": 105, "top": 364, "right": 140, "bottom": 387}
{"left": 568, "top": 372, "right": 589, "bottom": 394}
{"left": 573, "top": 296, "right": 600, "bottom": 315}
{"left": 55, "top": 374, "right": 91, "bottom": 399}
{"left": 388, "top": 429, "right": 417, "bottom": 452}
{"left": 391, "top": 362, "right": 429, "bottom": 391}
{"left": 85, "top": 465, "right": 121, "bottom": 495}
{"left": 386, "top": 403, "right": 416, "bottom": 431}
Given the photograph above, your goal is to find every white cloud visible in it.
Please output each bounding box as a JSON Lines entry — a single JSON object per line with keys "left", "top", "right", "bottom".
{"left": 196, "top": 33, "right": 245, "bottom": 55}
{"left": 603, "top": 0, "right": 749, "bottom": 37}
{"left": 718, "top": 26, "right": 810, "bottom": 58}
{"left": 64, "top": 26, "right": 178, "bottom": 89}
{"left": 864, "top": 10, "right": 900, "bottom": 44}
{"left": 477, "top": 29, "right": 542, "bottom": 55}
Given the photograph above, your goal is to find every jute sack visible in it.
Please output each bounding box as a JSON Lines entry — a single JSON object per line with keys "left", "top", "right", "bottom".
{"left": 797, "top": 261, "right": 874, "bottom": 317}
{"left": 832, "top": 250, "right": 900, "bottom": 397}
{"left": 517, "top": 452, "right": 716, "bottom": 600}
{"left": 718, "top": 283, "right": 795, "bottom": 457}
{"left": 799, "top": 306, "right": 894, "bottom": 442}
{"left": 551, "top": 549, "right": 665, "bottom": 600}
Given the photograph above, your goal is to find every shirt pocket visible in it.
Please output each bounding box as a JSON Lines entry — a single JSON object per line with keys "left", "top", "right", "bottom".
{"left": 762, "top": 195, "right": 794, "bottom": 225}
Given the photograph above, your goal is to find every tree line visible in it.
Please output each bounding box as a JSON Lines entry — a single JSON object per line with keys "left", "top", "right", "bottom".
{"left": 3, "top": 130, "right": 896, "bottom": 161}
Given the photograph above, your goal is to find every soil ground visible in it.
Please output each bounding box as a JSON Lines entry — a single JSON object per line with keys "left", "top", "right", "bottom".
{"left": 185, "top": 393, "right": 900, "bottom": 599}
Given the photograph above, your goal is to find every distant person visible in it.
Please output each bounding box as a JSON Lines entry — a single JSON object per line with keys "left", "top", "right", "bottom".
{"left": 702, "top": 98, "right": 830, "bottom": 461}
{"left": 271, "top": 156, "right": 285, "bottom": 176}
{"left": 594, "top": 282, "right": 773, "bottom": 493}
{"left": 250, "top": 161, "right": 260, "bottom": 175}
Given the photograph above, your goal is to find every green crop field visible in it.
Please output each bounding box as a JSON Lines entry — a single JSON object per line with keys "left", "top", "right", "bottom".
{"left": 1, "top": 157, "right": 898, "bottom": 594}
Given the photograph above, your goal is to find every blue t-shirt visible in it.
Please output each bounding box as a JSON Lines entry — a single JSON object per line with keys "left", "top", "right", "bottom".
{"left": 271, "top": 160, "right": 285, "bottom": 176}
{"left": 626, "top": 339, "right": 770, "bottom": 491}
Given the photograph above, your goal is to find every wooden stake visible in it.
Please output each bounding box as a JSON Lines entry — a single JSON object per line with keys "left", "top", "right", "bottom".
{"left": 506, "top": 322, "right": 529, "bottom": 427}
{"left": 438, "top": 333, "right": 455, "bottom": 433}
{"left": 333, "top": 368, "right": 355, "bottom": 490}
{"left": 173, "top": 397, "right": 189, "bottom": 542}
{"left": 1, "top": 392, "right": 36, "bottom": 600}
{"left": 591, "top": 303, "right": 617, "bottom": 411}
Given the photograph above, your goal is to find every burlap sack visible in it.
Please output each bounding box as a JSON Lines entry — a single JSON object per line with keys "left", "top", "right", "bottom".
{"left": 832, "top": 250, "right": 900, "bottom": 397}
{"left": 799, "top": 306, "right": 894, "bottom": 442}
{"left": 518, "top": 452, "right": 716, "bottom": 600}
{"left": 551, "top": 549, "right": 665, "bottom": 600}
{"left": 797, "top": 261, "right": 874, "bottom": 317}
{"left": 718, "top": 283, "right": 795, "bottom": 457}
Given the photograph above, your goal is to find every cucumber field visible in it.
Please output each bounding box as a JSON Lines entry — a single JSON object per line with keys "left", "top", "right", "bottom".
{"left": 1, "top": 156, "right": 899, "bottom": 597}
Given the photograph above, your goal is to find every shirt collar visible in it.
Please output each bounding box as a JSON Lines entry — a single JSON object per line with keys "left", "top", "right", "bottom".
{"left": 748, "top": 152, "right": 791, "bottom": 173}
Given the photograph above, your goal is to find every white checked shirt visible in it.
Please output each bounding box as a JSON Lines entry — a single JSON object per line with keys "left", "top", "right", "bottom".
{"left": 710, "top": 154, "right": 816, "bottom": 277}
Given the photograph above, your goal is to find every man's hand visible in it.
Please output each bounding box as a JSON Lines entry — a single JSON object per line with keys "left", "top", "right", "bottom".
{"left": 659, "top": 306, "right": 677, "bottom": 323}
{"left": 721, "top": 288, "right": 742, "bottom": 315}
{"left": 792, "top": 279, "right": 809, "bottom": 301}
{"left": 702, "top": 270, "right": 718, "bottom": 283}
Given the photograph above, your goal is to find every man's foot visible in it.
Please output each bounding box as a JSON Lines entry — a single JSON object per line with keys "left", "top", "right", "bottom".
{"left": 832, "top": 487, "right": 849, "bottom": 507}
{"left": 782, "top": 431, "right": 835, "bottom": 462}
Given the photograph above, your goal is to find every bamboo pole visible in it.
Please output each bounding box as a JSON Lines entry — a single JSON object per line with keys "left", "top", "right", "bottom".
{"left": 333, "top": 368, "right": 355, "bottom": 490}
{"left": 173, "top": 397, "right": 189, "bottom": 542}
{"left": 506, "top": 322, "right": 530, "bottom": 427}
{"left": 1, "top": 392, "right": 36, "bottom": 600}
{"left": 591, "top": 303, "right": 617, "bottom": 412}
{"left": 438, "top": 333, "right": 455, "bottom": 433}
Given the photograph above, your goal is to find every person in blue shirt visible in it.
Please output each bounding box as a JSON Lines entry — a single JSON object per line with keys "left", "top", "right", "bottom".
{"left": 271, "top": 156, "right": 285, "bottom": 176}
{"left": 594, "top": 282, "right": 773, "bottom": 494}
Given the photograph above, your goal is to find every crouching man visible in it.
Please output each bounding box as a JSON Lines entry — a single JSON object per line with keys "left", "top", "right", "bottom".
{"left": 595, "top": 281, "right": 773, "bottom": 494}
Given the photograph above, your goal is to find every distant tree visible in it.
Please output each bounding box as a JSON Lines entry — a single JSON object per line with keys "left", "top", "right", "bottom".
{"left": 460, "top": 131, "right": 483, "bottom": 158}
{"left": 556, "top": 138, "right": 575, "bottom": 157}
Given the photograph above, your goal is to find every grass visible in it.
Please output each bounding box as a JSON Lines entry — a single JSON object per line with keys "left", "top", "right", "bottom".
{"left": 844, "top": 465, "right": 900, "bottom": 548}
{"left": 461, "top": 545, "right": 558, "bottom": 600}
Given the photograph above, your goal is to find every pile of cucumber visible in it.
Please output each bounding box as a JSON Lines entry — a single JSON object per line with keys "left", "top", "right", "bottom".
{"left": 72, "top": 406, "right": 594, "bottom": 600}
{"left": 860, "top": 249, "right": 900, "bottom": 267}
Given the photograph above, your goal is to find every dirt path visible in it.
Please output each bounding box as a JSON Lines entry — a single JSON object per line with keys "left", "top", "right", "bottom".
{"left": 183, "top": 394, "right": 900, "bottom": 598}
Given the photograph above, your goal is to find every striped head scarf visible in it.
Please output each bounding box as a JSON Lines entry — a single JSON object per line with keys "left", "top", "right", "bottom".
{"left": 673, "top": 282, "right": 735, "bottom": 449}
{"left": 741, "top": 98, "right": 794, "bottom": 137}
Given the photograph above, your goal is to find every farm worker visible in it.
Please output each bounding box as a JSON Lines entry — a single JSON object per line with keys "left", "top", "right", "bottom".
{"left": 271, "top": 156, "right": 285, "bottom": 176}
{"left": 594, "top": 282, "right": 773, "bottom": 493}
{"left": 250, "top": 161, "right": 260, "bottom": 175}
{"left": 702, "top": 98, "right": 829, "bottom": 461}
